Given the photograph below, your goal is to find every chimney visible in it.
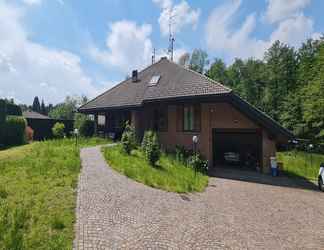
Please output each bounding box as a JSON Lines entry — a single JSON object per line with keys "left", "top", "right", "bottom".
{"left": 132, "top": 70, "right": 138, "bottom": 82}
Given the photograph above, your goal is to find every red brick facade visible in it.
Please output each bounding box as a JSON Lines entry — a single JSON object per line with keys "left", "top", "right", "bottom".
{"left": 130, "top": 102, "right": 276, "bottom": 173}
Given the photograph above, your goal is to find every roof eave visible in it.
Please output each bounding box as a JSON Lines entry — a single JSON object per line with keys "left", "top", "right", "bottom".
{"left": 228, "top": 93, "right": 294, "bottom": 140}
{"left": 78, "top": 104, "right": 143, "bottom": 114}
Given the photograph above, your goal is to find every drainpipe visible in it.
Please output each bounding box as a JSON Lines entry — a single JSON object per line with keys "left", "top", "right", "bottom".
{"left": 94, "top": 113, "right": 98, "bottom": 136}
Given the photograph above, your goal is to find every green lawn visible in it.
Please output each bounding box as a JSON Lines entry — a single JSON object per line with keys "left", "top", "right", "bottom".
{"left": 0, "top": 137, "right": 110, "bottom": 250}
{"left": 102, "top": 145, "right": 208, "bottom": 193}
{"left": 277, "top": 150, "right": 324, "bottom": 181}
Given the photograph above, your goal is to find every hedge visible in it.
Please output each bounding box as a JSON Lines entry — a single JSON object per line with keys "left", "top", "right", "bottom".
{"left": 25, "top": 118, "right": 74, "bottom": 140}
{"left": 3, "top": 116, "right": 27, "bottom": 146}
{"left": 6, "top": 102, "right": 22, "bottom": 116}
{"left": 0, "top": 100, "right": 6, "bottom": 146}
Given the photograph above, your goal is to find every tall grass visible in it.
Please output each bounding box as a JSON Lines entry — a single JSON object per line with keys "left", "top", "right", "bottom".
{"left": 102, "top": 145, "right": 208, "bottom": 193}
{"left": 277, "top": 150, "right": 324, "bottom": 181}
{"left": 0, "top": 137, "right": 110, "bottom": 249}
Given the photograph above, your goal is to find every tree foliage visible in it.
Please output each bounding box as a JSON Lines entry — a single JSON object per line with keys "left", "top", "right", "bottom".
{"left": 188, "top": 49, "right": 209, "bottom": 73}
{"left": 32, "top": 96, "right": 41, "bottom": 113}
{"left": 49, "top": 96, "right": 87, "bottom": 120}
{"left": 188, "top": 36, "right": 324, "bottom": 142}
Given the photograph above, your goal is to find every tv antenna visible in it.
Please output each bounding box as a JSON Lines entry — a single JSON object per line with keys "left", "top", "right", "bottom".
{"left": 168, "top": 9, "right": 175, "bottom": 61}
{"left": 152, "top": 48, "right": 156, "bottom": 64}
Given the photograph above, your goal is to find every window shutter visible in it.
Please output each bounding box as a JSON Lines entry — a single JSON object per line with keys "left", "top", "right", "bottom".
{"left": 176, "top": 105, "right": 183, "bottom": 132}
{"left": 194, "top": 104, "right": 201, "bottom": 132}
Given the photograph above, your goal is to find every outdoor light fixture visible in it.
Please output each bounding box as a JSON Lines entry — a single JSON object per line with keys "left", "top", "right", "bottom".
{"left": 192, "top": 135, "right": 199, "bottom": 176}
{"left": 192, "top": 135, "right": 199, "bottom": 144}
{"left": 74, "top": 128, "right": 79, "bottom": 147}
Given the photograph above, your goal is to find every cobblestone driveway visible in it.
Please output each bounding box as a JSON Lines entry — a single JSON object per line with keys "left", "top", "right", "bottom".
{"left": 74, "top": 146, "right": 324, "bottom": 250}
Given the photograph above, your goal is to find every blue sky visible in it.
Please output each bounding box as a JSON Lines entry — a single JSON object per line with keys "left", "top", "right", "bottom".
{"left": 0, "top": 0, "right": 323, "bottom": 105}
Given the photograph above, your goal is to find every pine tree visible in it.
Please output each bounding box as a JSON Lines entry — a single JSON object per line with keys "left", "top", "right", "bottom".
{"left": 32, "top": 96, "right": 41, "bottom": 113}
{"left": 40, "top": 99, "right": 46, "bottom": 115}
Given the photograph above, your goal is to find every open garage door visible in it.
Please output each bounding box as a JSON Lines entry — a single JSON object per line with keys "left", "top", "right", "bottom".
{"left": 213, "top": 129, "right": 262, "bottom": 171}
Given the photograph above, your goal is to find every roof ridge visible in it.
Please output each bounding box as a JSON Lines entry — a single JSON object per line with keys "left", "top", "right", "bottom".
{"left": 166, "top": 59, "right": 232, "bottom": 93}
{"left": 78, "top": 59, "right": 165, "bottom": 111}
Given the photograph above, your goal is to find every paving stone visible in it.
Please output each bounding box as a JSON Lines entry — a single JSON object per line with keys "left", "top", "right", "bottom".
{"left": 74, "top": 146, "right": 324, "bottom": 250}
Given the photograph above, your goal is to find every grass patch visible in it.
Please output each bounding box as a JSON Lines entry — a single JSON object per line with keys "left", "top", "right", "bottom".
{"left": 277, "top": 150, "right": 324, "bottom": 181}
{"left": 102, "top": 145, "right": 208, "bottom": 193}
{"left": 0, "top": 137, "right": 111, "bottom": 249}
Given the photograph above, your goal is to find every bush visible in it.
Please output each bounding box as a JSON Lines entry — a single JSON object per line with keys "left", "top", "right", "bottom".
{"left": 141, "top": 130, "right": 152, "bottom": 151}
{"left": 175, "top": 145, "right": 192, "bottom": 164}
{"left": 0, "top": 99, "right": 6, "bottom": 124}
{"left": 121, "top": 122, "right": 136, "bottom": 154}
{"left": 78, "top": 119, "right": 94, "bottom": 137}
{"left": 52, "top": 122, "right": 65, "bottom": 138}
{"left": 188, "top": 153, "right": 208, "bottom": 173}
{"left": 25, "top": 126, "right": 34, "bottom": 142}
{"left": 0, "top": 100, "right": 6, "bottom": 146}
{"left": 142, "top": 130, "right": 161, "bottom": 166}
{"left": 6, "top": 103, "right": 22, "bottom": 116}
{"left": 3, "top": 116, "right": 27, "bottom": 146}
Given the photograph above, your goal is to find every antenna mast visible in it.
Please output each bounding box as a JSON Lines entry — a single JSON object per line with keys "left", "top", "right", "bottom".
{"left": 152, "top": 48, "right": 156, "bottom": 64}
{"left": 168, "top": 9, "right": 175, "bottom": 61}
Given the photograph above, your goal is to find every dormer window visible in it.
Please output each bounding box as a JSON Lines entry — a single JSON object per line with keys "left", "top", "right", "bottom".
{"left": 149, "top": 75, "right": 161, "bottom": 86}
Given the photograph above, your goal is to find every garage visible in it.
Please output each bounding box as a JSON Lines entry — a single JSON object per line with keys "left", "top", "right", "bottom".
{"left": 212, "top": 129, "right": 262, "bottom": 171}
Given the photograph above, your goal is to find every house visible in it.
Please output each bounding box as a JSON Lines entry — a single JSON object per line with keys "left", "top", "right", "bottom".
{"left": 23, "top": 111, "right": 74, "bottom": 140}
{"left": 78, "top": 57, "right": 293, "bottom": 173}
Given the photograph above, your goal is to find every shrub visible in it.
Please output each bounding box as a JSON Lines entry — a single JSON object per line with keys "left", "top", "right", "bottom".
{"left": 188, "top": 153, "right": 208, "bottom": 173}
{"left": 141, "top": 130, "right": 152, "bottom": 151}
{"left": 3, "top": 116, "right": 27, "bottom": 146}
{"left": 52, "top": 122, "right": 65, "bottom": 138}
{"left": 6, "top": 103, "right": 22, "bottom": 116}
{"left": 175, "top": 145, "right": 192, "bottom": 164}
{"left": 142, "top": 130, "right": 161, "bottom": 166}
{"left": 78, "top": 119, "right": 94, "bottom": 137}
{"left": 25, "top": 126, "right": 34, "bottom": 142}
{"left": 0, "top": 100, "right": 6, "bottom": 146}
{"left": 121, "top": 122, "right": 136, "bottom": 154}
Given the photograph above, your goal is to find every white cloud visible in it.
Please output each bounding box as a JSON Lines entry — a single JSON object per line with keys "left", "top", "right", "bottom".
{"left": 22, "top": 0, "right": 42, "bottom": 5}
{"left": 0, "top": 1, "right": 99, "bottom": 104}
{"left": 270, "top": 14, "right": 314, "bottom": 47}
{"left": 205, "top": 0, "right": 268, "bottom": 60}
{"left": 89, "top": 20, "right": 153, "bottom": 74}
{"left": 153, "top": 0, "right": 200, "bottom": 36}
{"left": 205, "top": 0, "right": 317, "bottom": 62}
{"left": 21, "top": 0, "right": 64, "bottom": 6}
{"left": 265, "top": 0, "right": 311, "bottom": 24}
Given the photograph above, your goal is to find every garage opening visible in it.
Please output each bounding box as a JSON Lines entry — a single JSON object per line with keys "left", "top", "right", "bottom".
{"left": 212, "top": 129, "right": 262, "bottom": 171}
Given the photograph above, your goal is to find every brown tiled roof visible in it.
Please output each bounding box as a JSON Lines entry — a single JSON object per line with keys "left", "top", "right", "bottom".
{"left": 23, "top": 111, "right": 51, "bottom": 120}
{"left": 79, "top": 58, "right": 232, "bottom": 111}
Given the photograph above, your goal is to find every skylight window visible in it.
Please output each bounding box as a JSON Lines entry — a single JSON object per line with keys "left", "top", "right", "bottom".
{"left": 149, "top": 75, "right": 161, "bottom": 86}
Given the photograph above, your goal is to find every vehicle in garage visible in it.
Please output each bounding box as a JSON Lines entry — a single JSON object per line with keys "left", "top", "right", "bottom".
{"left": 319, "top": 163, "right": 324, "bottom": 191}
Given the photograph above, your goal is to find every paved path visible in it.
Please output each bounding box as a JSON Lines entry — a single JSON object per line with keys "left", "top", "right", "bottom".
{"left": 74, "top": 146, "right": 324, "bottom": 250}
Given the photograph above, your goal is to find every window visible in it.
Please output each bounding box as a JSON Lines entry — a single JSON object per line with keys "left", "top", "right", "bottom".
{"left": 178, "top": 104, "right": 201, "bottom": 132}
{"left": 184, "top": 105, "right": 194, "bottom": 131}
{"left": 149, "top": 75, "right": 161, "bottom": 86}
